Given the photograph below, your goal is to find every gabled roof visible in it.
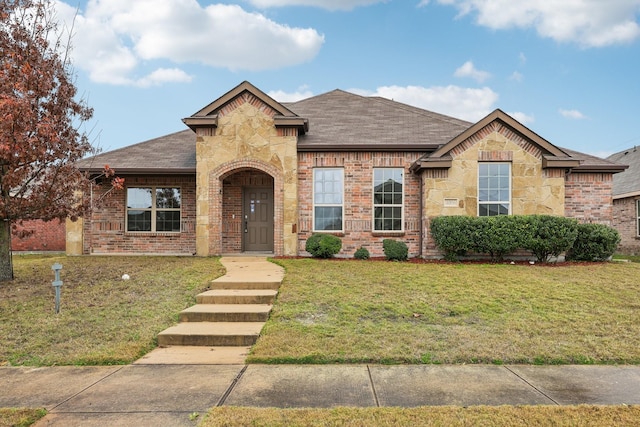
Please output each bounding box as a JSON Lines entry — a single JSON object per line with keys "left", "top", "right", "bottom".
{"left": 77, "top": 130, "right": 196, "bottom": 175}
{"left": 285, "top": 90, "right": 471, "bottom": 151}
{"left": 411, "top": 109, "right": 626, "bottom": 174}
{"left": 608, "top": 147, "right": 639, "bottom": 198}
{"left": 182, "top": 80, "right": 308, "bottom": 134}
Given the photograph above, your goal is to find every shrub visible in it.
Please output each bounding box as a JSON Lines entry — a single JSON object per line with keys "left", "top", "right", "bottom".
{"left": 471, "top": 216, "right": 529, "bottom": 261}
{"left": 522, "top": 215, "right": 578, "bottom": 262}
{"left": 430, "top": 216, "right": 475, "bottom": 261}
{"left": 566, "top": 223, "right": 620, "bottom": 261}
{"left": 354, "top": 246, "right": 370, "bottom": 260}
{"left": 383, "top": 239, "right": 408, "bottom": 261}
{"left": 305, "top": 233, "right": 342, "bottom": 258}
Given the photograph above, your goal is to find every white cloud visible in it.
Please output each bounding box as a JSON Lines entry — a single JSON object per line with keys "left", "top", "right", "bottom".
{"left": 454, "top": 60, "right": 491, "bottom": 83}
{"left": 55, "top": 0, "right": 324, "bottom": 86}
{"left": 508, "top": 111, "right": 534, "bottom": 125}
{"left": 268, "top": 86, "right": 315, "bottom": 102}
{"left": 247, "top": 0, "right": 386, "bottom": 10}
{"left": 354, "top": 85, "right": 499, "bottom": 122}
{"left": 437, "top": 0, "right": 640, "bottom": 47}
{"left": 135, "top": 68, "right": 193, "bottom": 88}
{"left": 509, "top": 71, "right": 523, "bottom": 82}
{"left": 559, "top": 109, "right": 587, "bottom": 120}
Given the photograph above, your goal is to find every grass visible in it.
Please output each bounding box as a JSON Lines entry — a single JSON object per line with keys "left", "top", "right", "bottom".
{"left": 201, "top": 406, "right": 640, "bottom": 426}
{"left": 0, "top": 255, "right": 224, "bottom": 366}
{"left": 613, "top": 254, "right": 640, "bottom": 263}
{"left": 248, "top": 259, "right": 640, "bottom": 365}
{"left": 0, "top": 408, "right": 46, "bottom": 427}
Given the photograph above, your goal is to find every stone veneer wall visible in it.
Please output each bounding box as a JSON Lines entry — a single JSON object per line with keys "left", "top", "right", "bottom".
{"left": 421, "top": 125, "right": 566, "bottom": 257}
{"left": 297, "top": 151, "right": 422, "bottom": 258}
{"left": 195, "top": 93, "right": 298, "bottom": 256}
{"left": 564, "top": 172, "right": 614, "bottom": 225}
{"left": 612, "top": 197, "right": 640, "bottom": 255}
{"left": 74, "top": 176, "right": 196, "bottom": 255}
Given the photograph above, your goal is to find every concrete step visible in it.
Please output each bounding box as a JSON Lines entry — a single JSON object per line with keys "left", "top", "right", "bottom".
{"left": 197, "top": 289, "right": 278, "bottom": 305}
{"left": 179, "top": 304, "right": 272, "bottom": 322}
{"left": 157, "top": 322, "right": 264, "bottom": 347}
{"left": 209, "top": 280, "right": 281, "bottom": 290}
{"left": 135, "top": 346, "right": 250, "bottom": 365}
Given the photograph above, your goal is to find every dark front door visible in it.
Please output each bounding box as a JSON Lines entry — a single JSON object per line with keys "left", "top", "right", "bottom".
{"left": 243, "top": 187, "right": 274, "bottom": 252}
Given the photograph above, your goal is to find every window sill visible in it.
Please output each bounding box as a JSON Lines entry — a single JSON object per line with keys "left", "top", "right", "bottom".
{"left": 372, "top": 232, "right": 405, "bottom": 237}
{"left": 312, "top": 231, "right": 345, "bottom": 237}
{"left": 125, "top": 232, "right": 181, "bottom": 236}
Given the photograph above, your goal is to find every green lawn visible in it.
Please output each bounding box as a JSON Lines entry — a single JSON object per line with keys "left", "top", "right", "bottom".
{"left": 248, "top": 259, "right": 640, "bottom": 365}
{"left": 0, "top": 255, "right": 224, "bottom": 366}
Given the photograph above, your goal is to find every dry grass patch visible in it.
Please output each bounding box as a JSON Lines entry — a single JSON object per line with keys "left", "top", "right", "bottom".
{"left": 249, "top": 259, "right": 640, "bottom": 364}
{"left": 0, "top": 408, "right": 46, "bottom": 427}
{"left": 0, "top": 255, "right": 223, "bottom": 366}
{"left": 201, "top": 405, "right": 640, "bottom": 427}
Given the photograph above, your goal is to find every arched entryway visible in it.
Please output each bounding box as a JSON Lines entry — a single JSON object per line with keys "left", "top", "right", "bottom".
{"left": 221, "top": 169, "right": 275, "bottom": 254}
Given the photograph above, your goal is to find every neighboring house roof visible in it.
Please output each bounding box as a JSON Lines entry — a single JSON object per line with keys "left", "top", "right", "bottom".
{"left": 79, "top": 81, "right": 626, "bottom": 175}
{"left": 608, "top": 147, "right": 639, "bottom": 198}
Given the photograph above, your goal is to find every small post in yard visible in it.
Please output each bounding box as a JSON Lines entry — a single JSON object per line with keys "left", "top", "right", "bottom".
{"left": 51, "top": 263, "right": 63, "bottom": 314}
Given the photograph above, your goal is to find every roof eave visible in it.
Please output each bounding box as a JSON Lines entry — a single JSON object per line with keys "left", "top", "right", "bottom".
{"left": 83, "top": 167, "right": 196, "bottom": 175}
{"left": 296, "top": 144, "right": 440, "bottom": 153}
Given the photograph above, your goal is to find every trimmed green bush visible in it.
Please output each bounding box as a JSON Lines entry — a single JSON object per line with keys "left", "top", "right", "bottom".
{"left": 431, "top": 214, "right": 579, "bottom": 262}
{"left": 472, "top": 216, "right": 531, "bottom": 261}
{"left": 383, "top": 239, "right": 408, "bottom": 261}
{"left": 430, "top": 216, "right": 475, "bottom": 261}
{"left": 566, "top": 223, "right": 620, "bottom": 261}
{"left": 354, "top": 246, "right": 370, "bottom": 260}
{"left": 305, "top": 233, "right": 342, "bottom": 258}
{"left": 523, "top": 215, "right": 578, "bottom": 262}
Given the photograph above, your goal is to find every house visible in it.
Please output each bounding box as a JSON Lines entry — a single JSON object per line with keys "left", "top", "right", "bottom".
{"left": 68, "top": 81, "right": 626, "bottom": 258}
{"left": 608, "top": 147, "right": 640, "bottom": 255}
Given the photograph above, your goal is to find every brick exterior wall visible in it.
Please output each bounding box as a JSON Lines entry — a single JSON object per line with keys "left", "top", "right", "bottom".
{"left": 613, "top": 197, "right": 640, "bottom": 255}
{"left": 564, "top": 172, "right": 614, "bottom": 225}
{"left": 83, "top": 175, "right": 196, "bottom": 255}
{"left": 11, "top": 219, "right": 66, "bottom": 252}
{"left": 297, "top": 151, "right": 423, "bottom": 258}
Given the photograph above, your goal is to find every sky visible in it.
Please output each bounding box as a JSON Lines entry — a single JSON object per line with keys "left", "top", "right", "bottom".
{"left": 52, "top": 0, "right": 640, "bottom": 158}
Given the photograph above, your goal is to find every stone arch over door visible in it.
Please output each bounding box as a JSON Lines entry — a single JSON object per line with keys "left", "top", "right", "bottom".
{"left": 209, "top": 159, "right": 284, "bottom": 255}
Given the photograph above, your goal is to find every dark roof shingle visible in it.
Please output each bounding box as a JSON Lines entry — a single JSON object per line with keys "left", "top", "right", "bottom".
{"left": 608, "top": 147, "right": 639, "bottom": 196}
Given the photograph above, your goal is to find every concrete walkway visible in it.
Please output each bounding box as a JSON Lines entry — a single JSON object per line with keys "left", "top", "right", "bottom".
{"left": 2, "top": 364, "right": 640, "bottom": 426}
{"left": 142, "top": 256, "right": 284, "bottom": 365}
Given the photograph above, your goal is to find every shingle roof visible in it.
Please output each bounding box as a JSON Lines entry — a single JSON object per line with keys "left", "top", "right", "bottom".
{"left": 560, "top": 147, "right": 627, "bottom": 173}
{"left": 77, "top": 130, "right": 196, "bottom": 174}
{"left": 284, "top": 90, "right": 471, "bottom": 151}
{"left": 608, "top": 147, "right": 639, "bottom": 197}
{"left": 78, "top": 84, "right": 624, "bottom": 175}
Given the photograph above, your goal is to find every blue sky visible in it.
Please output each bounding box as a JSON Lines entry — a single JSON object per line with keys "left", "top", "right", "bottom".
{"left": 55, "top": 0, "right": 640, "bottom": 158}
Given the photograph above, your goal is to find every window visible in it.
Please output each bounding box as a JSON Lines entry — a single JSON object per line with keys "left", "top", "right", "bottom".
{"left": 478, "top": 163, "right": 511, "bottom": 216}
{"left": 374, "top": 168, "right": 403, "bottom": 231}
{"left": 127, "top": 187, "right": 181, "bottom": 232}
{"left": 313, "top": 168, "right": 343, "bottom": 231}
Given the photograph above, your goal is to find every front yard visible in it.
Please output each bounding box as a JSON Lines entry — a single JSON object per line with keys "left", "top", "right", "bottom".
{"left": 249, "top": 259, "right": 640, "bottom": 365}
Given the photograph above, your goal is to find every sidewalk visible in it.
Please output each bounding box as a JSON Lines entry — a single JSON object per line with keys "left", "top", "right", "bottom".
{"left": 2, "top": 363, "right": 640, "bottom": 426}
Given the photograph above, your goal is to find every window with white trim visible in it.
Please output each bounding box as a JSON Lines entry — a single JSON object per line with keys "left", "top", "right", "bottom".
{"left": 373, "top": 168, "right": 403, "bottom": 231}
{"left": 478, "top": 163, "right": 511, "bottom": 216}
{"left": 126, "top": 187, "right": 181, "bottom": 232}
{"left": 313, "top": 168, "right": 343, "bottom": 231}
